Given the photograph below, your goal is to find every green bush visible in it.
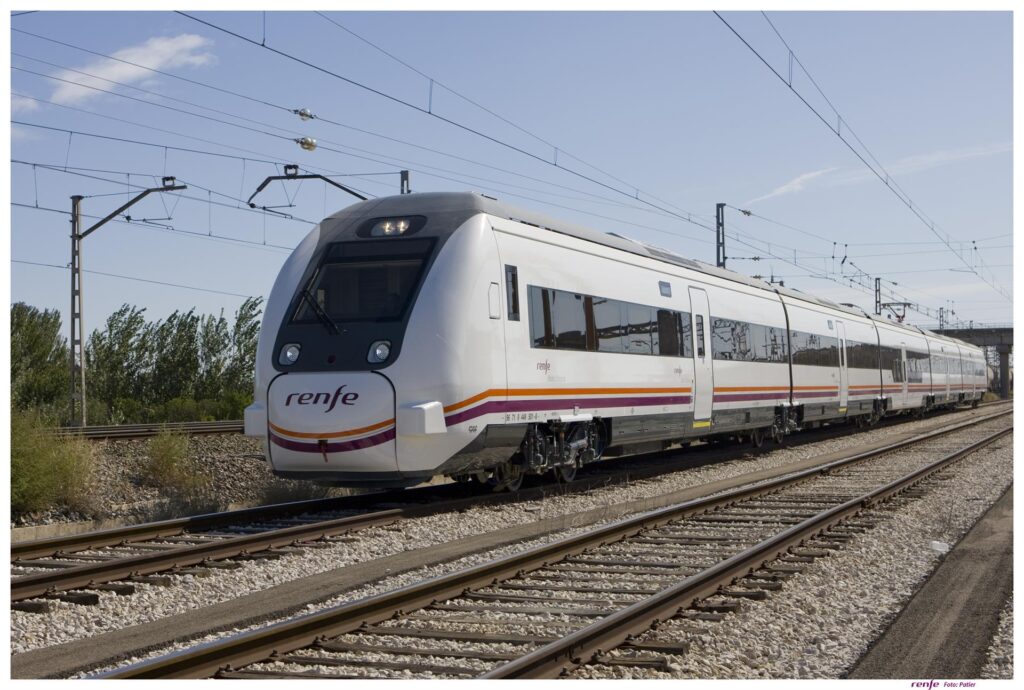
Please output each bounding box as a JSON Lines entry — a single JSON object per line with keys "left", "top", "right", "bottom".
{"left": 11, "top": 409, "right": 95, "bottom": 515}
{"left": 145, "top": 429, "right": 209, "bottom": 496}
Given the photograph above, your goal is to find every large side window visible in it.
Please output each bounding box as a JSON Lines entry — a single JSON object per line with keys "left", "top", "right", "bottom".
{"left": 527, "top": 284, "right": 693, "bottom": 358}
{"left": 790, "top": 330, "right": 839, "bottom": 367}
{"left": 713, "top": 318, "right": 787, "bottom": 363}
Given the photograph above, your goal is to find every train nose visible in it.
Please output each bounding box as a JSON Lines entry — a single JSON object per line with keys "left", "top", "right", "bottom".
{"left": 266, "top": 372, "right": 398, "bottom": 477}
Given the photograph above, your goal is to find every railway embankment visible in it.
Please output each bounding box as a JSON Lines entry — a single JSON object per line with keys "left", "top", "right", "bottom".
{"left": 10, "top": 404, "right": 1011, "bottom": 679}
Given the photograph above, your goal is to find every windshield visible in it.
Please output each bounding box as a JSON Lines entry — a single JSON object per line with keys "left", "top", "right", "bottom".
{"left": 291, "top": 238, "right": 435, "bottom": 323}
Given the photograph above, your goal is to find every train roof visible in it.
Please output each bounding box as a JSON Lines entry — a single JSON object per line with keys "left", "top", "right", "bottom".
{"left": 327, "top": 192, "right": 979, "bottom": 353}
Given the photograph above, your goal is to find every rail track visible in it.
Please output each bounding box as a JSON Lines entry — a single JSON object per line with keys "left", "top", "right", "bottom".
{"left": 11, "top": 404, "right": 1008, "bottom": 607}
{"left": 53, "top": 420, "right": 243, "bottom": 441}
{"left": 96, "top": 409, "right": 1011, "bottom": 679}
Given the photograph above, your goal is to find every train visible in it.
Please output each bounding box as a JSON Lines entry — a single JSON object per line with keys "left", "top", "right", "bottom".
{"left": 244, "top": 192, "right": 988, "bottom": 490}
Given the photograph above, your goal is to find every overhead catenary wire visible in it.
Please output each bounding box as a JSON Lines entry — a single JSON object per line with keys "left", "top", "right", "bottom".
{"left": 713, "top": 11, "right": 1010, "bottom": 302}
{"left": 13, "top": 260, "right": 257, "bottom": 299}
{"left": 12, "top": 202, "right": 295, "bottom": 254}
{"left": 11, "top": 43, "right": 685, "bottom": 219}
{"left": 13, "top": 119, "right": 717, "bottom": 248}
{"left": 173, "top": 11, "right": 715, "bottom": 233}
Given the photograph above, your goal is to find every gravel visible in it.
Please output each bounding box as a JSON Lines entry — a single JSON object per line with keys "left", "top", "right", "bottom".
{"left": 570, "top": 434, "right": 1014, "bottom": 679}
{"left": 11, "top": 434, "right": 346, "bottom": 528}
{"left": 980, "top": 595, "right": 1013, "bottom": 679}
{"left": 11, "top": 406, "right": 1008, "bottom": 665}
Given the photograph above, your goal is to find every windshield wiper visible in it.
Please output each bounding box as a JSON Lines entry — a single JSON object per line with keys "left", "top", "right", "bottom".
{"left": 300, "top": 289, "right": 340, "bottom": 334}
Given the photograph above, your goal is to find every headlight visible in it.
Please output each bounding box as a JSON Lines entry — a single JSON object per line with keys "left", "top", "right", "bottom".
{"left": 368, "top": 340, "right": 391, "bottom": 363}
{"left": 360, "top": 215, "right": 426, "bottom": 237}
{"left": 279, "top": 343, "right": 301, "bottom": 365}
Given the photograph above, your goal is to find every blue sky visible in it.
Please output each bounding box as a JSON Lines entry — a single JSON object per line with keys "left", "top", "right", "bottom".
{"left": 7, "top": 10, "right": 1013, "bottom": 334}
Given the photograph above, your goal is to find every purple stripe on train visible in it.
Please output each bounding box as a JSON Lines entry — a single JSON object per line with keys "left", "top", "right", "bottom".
{"left": 270, "top": 428, "right": 396, "bottom": 454}
{"left": 444, "top": 395, "right": 693, "bottom": 427}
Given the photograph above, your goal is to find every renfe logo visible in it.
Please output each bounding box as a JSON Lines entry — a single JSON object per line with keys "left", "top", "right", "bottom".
{"left": 285, "top": 385, "right": 359, "bottom": 413}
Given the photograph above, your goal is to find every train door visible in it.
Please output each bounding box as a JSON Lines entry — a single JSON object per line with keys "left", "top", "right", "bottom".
{"left": 899, "top": 342, "right": 909, "bottom": 406}
{"left": 688, "top": 287, "right": 713, "bottom": 425}
{"left": 941, "top": 347, "right": 951, "bottom": 401}
{"left": 835, "top": 320, "right": 849, "bottom": 412}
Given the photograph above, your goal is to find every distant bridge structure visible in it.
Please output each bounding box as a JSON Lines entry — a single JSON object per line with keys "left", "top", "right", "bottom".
{"left": 935, "top": 326, "right": 1013, "bottom": 399}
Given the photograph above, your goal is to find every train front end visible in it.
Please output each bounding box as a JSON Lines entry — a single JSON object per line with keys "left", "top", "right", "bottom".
{"left": 245, "top": 193, "right": 507, "bottom": 488}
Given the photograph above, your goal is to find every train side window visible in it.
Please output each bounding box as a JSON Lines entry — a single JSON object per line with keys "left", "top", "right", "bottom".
{"left": 592, "top": 297, "right": 623, "bottom": 353}
{"left": 505, "top": 265, "right": 519, "bottom": 321}
{"left": 695, "top": 315, "right": 705, "bottom": 358}
{"left": 624, "top": 303, "right": 654, "bottom": 355}
{"left": 655, "top": 309, "right": 680, "bottom": 356}
{"left": 528, "top": 286, "right": 553, "bottom": 347}
{"left": 550, "top": 290, "right": 587, "bottom": 350}
{"left": 680, "top": 311, "right": 694, "bottom": 358}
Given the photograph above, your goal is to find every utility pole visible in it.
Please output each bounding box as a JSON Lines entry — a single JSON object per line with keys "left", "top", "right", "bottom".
{"left": 874, "top": 277, "right": 881, "bottom": 316}
{"left": 69, "top": 177, "right": 187, "bottom": 426}
{"left": 938, "top": 307, "right": 946, "bottom": 331}
{"left": 715, "top": 203, "right": 726, "bottom": 269}
{"left": 69, "top": 195, "right": 85, "bottom": 428}
{"left": 400, "top": 170, "right": 410, "bottom": 194}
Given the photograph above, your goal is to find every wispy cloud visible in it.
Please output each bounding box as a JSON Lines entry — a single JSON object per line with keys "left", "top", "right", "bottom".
{"left": 11, "top": 124, "right": 41, "bottom": 142}
{"left": 50, "top": 34, "right": 214, "bottom": 106}
{"left": 744, "top": 141, "right": 1012, "bottom": 206}
{"left": 834, "top": 142, "right": 1012, "bottom": 185}
{"left": 11, "top": 95, "right": 39, "bottom": 113}
{"left": 745, "top": 167, "right": 838, "bottom": 205}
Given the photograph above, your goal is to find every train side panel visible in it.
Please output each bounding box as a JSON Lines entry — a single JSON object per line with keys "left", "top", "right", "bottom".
{"left": 492, "top": 217, "right": 698, "bottom": 452}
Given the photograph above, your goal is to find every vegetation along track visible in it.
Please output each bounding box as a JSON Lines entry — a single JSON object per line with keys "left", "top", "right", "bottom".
{"left": 11, "top": 404, "right": 1007, "bottom": 606}
{"left": 98, "top": 410, "right": 1011, "bottom": 679}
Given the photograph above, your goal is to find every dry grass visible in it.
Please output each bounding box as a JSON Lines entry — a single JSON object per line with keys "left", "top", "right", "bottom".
{"left": 11, "top": 409, "right": 96, "bottom": 516}
{"left": 146, "top": 429, "right": 210, "bottom": 496}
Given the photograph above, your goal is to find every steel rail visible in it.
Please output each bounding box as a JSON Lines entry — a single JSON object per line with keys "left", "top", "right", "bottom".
{"left": 484, "top": 424, "right": 1013, "bottom": 678}
{"left": 11, "top": 492, "right": 389, "bottom": 562}
{"left": 53, "top": 420, "right": 243, "bottom": 440}
{"left": 23, "top": 402, "right": 1003, "bottom": 562}
{"left": 98, "top": 409, "right": 1010, "bottom": 679}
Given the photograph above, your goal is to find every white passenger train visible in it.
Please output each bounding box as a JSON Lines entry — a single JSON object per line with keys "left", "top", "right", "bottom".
{"left": 245, "top": 193, "right": 987, "bottom": 489}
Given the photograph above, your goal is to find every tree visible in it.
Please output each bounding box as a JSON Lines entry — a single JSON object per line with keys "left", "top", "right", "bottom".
{"left": 223, "top": 297, "right": 263, "bottom": 397}
{"left": 86, "top": 304, "right": 149, "bottom": 410}
{"left": 11, "top": 303, "right": 69, "bottom": 414}
{"left": 196, "top": 311, "right": 230, "bottom": 400}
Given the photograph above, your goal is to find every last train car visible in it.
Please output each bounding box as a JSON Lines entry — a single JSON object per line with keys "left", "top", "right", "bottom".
{"left": 245, "top": 192, "right": 985, "bottom": 489}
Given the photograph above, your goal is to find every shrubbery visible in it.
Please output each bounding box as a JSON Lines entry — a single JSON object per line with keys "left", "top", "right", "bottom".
{"left": 11, "top": 409, "right": 95, "bottom": 515}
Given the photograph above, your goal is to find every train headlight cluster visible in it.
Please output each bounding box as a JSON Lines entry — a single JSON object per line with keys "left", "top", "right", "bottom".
{"left": 368, "top": 340, "right": 391, "bottom": 363}
{"left": 358, "top": 215, "right": 427, "bottom": 238}
{"left": 373, "top": 218, "right": 411, "bottom": 236}
{"left": 280, "top": 343, "right": 301, "bottom": 365}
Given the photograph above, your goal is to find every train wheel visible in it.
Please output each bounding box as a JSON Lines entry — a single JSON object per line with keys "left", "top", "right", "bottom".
{"left": 554, "top": 462, "right": 578, "bottom": 483}
{"left": 489, "top": 462, "right": 524, "bottom": 492}
{"left": 971, "top": 398, "right": 980, "bottom": 409}
{"left": 750, "top": 427, "right": 767, "bottom": 449}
